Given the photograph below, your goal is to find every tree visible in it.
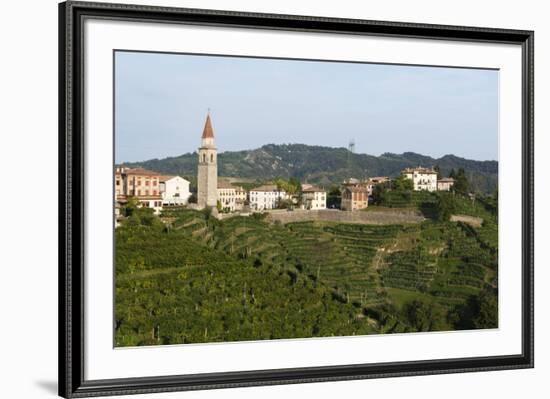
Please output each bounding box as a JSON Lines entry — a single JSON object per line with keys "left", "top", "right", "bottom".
{"left": 187, "top": 193, "right": 197, "bottom": 204}
{"left": 435, "top": 192, "right": 456, "bottom": 221}
{"left": 402, "top": 300, "right": 445, "bottom": 331}
{"left": 122, "top": 196, "right": 140, "bottom": 217}
{"left": 449, "top": 169, "right": 456, "bottom": 179}
{"left": 327, "top": 186, "right": 341, "bottom": 209}
{"left": 448, "top": 288, "right": 498, "bottom": 330}
{"left": 452, "top": 168, "right": 469, "bottom": 194}
{"left": 434, "top": 165, "right": 442, "bottom": 179}
{"left": 372, "top": 183, "right": 386, "bottom": 205}
{"left": 393, "top": 175, "right": 414, "bottom": 191}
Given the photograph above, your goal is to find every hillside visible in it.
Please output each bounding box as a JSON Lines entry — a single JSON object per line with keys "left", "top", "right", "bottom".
{"left": 121, "top": 144, "right": 498, "bottom": 194}
{"left": 115, "top": 193, "right": 498, "bottom": 346}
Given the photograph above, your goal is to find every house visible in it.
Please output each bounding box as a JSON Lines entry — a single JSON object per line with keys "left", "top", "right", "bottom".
{"left": 341, "top": 186, "right": 368, "bottom": 211}
{"left": 249, "top": 185, "right": 289, "bottom": 211}
{"left": 437, "top": 177, "right": 455, "bottom": 191}
{"left": 234, "top": 186, "right": 247, "bottom": 211}
{"left": 160, "top": 175, "right": 191, "bottom": 205}
{"left": 301, "top": 184, "right": 326, "bottom": 210}
{"left": 115, "top": 167, "right": 163, "bottom": 214}
{"left": 366, "top": 176, "right": 390, "bottom": 196}
{"left": 217, "top": 180, "right": 238, "bottom": 212}
{"left": 402, "top": 167, "right": 438, "bottom": 192}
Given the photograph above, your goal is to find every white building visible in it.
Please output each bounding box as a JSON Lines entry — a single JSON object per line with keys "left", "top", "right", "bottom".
{"left": 402, "top": 167, "right": 438, "bottom": 192}
{"left": 235, "top": 186, "right": 247, "bottom": 211}
{"left": 249, "top": 185, "right": 289, "bottom": 211}
{"left": 160, "top": 175, "right": 191, "bottom": 205}
{"left": 217, "top": 181, "right": 237, "bottom": 212}
{"left": 301, "top": 185, "right": 327, "bottom": 210}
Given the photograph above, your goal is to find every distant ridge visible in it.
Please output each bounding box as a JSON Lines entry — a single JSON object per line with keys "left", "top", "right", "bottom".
{"left": 120, "top": 143, "right": 498, "bottom": 194}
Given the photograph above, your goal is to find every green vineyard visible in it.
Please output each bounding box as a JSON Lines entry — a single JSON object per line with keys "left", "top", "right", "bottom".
{"left": 115, "top": 194, "right": 498, "bottom": 346}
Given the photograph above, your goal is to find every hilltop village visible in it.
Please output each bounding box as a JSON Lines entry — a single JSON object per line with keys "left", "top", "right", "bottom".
{"left": 114, "top": 114, "right": 499, "bottom": 346}
{"left": 114, "top": 114, "right": 457, "bottom": 222}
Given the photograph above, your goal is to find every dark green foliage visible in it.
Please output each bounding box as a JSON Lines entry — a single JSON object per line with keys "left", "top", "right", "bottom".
{"left": 434, "top": 165, "right": 442, "bottom": 179}
{"left": 435, "top": 192, "right": 457, "bottom": 221}
{"left": 326, "top": 186, "right": 341, "bottom": 209}
{"left": 452, "top": 168, "right": 470, "bottom": 194}
{"left": 372, "top": 184, "right": 387, "bottom": 205}
{"left": 448, "top": 287, "right": 498, "bottom": 330}
{"left": 403, "top": 300, "right": 446, "bottom": 331}
{"left": 392, "top": 175, "right": 414, "bottom": 191}
{"left": 121, "top": 144, "right": 498, "bottom": 194}
{"left": 378, "top": 190, "right": 437, "bottom": 208}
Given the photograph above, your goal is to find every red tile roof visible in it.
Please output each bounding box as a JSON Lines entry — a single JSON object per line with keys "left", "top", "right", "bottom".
{"left": 123, "top": 168, "right": 160, "bottom": 177}
{"left": 202, "top": 114, "right": 214, "bottom": 139}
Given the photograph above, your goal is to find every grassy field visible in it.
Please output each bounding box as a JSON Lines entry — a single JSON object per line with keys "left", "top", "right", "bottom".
{"left": 115, "top": 192, "right": 498, "bottom": 346}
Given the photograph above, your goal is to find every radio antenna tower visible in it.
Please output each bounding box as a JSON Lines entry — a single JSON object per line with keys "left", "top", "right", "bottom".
{"left": 347, "top": 139, "right": 355, "bottom": 177}
{"left": 348, "top": 139, "right": 355, "bottom": 153}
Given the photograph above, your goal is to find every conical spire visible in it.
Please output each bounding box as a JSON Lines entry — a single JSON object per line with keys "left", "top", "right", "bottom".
{"left": 201, "top": 113, "right": 214, "bottom": 139}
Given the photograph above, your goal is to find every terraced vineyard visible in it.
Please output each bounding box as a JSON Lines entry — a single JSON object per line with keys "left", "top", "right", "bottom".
{"left": 116, "top": 195, "right": 498, "bottom": 346}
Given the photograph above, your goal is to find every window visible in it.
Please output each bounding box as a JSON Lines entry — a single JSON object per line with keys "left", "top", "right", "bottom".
{"left": 210, "top": 153, "right": 214, "bottom": 162}
{"left": 116, "top": 180, "right": 120, "bottom": 186}
{"left": 145, "top": 180, "right": 150, "bottom": 186}
{"left": 202, "top": 154, "right": 206, "bottom": 162}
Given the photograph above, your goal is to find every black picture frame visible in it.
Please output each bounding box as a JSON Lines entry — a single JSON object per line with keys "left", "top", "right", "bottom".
{"left": 59, "top": 1, "right": 534, "bottom": 397}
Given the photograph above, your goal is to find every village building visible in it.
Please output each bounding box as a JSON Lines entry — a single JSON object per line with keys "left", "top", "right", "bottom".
{"left": 217, "top": 180, "right": 238, "bottom": 212}
{"left": 115, "top": 167, "right": 163, "bottom": 214}
{"left": 160, "top": 175, "right": 191, "bottom": 205}
{"left": 341, "top": 186, "right": 369, "bottom": 211}
{"left": 366, "top": 176, "right": 390, "bottom": 196}
{"left": 249, "top": 185, "right": 289, "bottom": 211}
{"left": 301, "top": 184, "right": 327, "bottom": 209}
{"left": 402, "top": 167, "right": 438, "bottom": 192}
{"left": 197, "top": 113, "right": 218, "bottom": 208}
{"left": 437, "top": 177, "right": 455, "bottom": 191}
{"left": 234, "top": 186, "right": 247, "bottom": 211}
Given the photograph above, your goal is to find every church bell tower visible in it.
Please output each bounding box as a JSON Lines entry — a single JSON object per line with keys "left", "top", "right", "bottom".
{"left": 197, "top": 113, "right": 218, "bottom": 208}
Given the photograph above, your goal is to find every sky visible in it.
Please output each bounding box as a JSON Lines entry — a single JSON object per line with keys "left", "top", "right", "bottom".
{"left": 115, "top": 51, "right": 498, "bottom": 164}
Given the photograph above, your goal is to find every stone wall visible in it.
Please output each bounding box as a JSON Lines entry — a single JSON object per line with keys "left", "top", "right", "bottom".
{"left": 450, "top": 214, "right": 483, "bottom": 227}
{"left": 265, "top": 209, "right": 425, "bottom": 225}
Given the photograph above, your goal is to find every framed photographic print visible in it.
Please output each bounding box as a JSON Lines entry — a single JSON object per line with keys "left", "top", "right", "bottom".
{"left": 59, "top": 1, "right": 534, "bottom": 397}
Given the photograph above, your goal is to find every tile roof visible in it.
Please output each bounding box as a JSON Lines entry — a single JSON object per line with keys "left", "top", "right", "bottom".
{"left": 251, "top": 184, "right": 281, "bottom": 192}
{"left": 343, "top": 186, "right": 368, "bottom": 193}
{"left": 122, "top": 168, "right": 160, "bottom": 176}
{"left": 302, "top": 185, "right": 325, "bottom": 193}
{"left": 217, "top": 180, "right": 235, "bottom": 189}
{"left": 402, "top": 167, "right": 437, "bottom": 174}
{"left": 202, "top": 113, "right": 214, "bottom": 139}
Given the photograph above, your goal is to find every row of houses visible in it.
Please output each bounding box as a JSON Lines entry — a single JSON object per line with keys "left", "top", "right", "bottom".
{"left": 115, "top": 167, "right": 191, "bottom": 214}
{"left": 341, "top": 167, "right": 455, "bottom": 211}
{"left": 114, "top": 165, "right": 453, "bottom": 216}
{"left": 402, "top": 167, "right": 454, "bottom": 192}
{"left": 248, "top": 183, "right": 327, "bottom": 211}
{"left": 114, "top": 167, "right": 327, "bottom": 215}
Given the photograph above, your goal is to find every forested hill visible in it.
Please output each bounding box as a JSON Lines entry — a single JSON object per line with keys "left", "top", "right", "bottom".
{"left": 121, "top": 144, "right": 498, "bottom": 194}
